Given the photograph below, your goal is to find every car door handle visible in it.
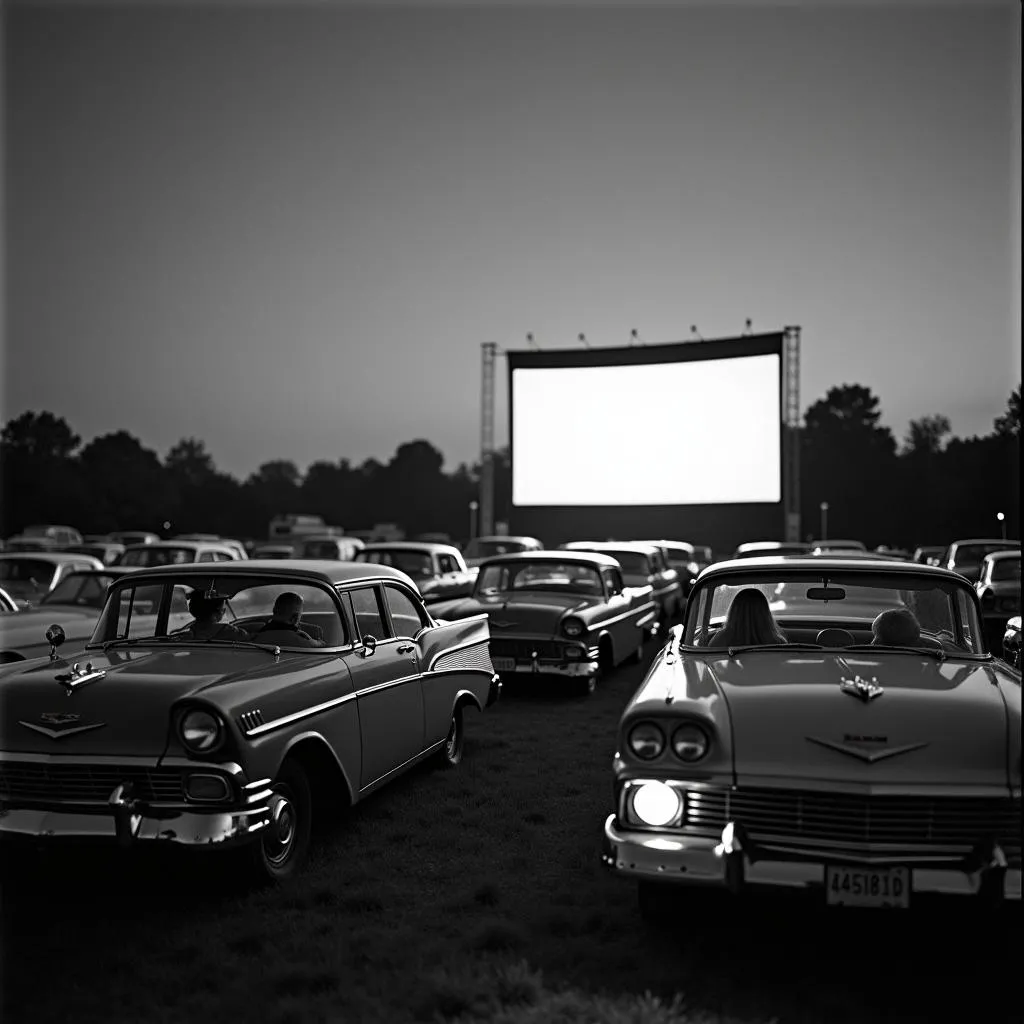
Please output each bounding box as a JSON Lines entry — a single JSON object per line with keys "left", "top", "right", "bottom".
{"left": 396, "top": 643, "right": 415, "bottom": 654}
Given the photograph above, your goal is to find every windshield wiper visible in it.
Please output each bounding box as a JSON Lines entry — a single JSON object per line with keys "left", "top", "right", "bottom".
{"left": 844, "top": 644, "right": 946, "bottom": 661}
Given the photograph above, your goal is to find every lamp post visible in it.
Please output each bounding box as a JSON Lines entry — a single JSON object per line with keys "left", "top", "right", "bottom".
{"left": 469, "top": 500, "right": 479, "bottom": 542}
{"left": 819, "top": 501, "right": 829, "bottom": 542}
{"left": 997, "top": 512, "right": 1006, "bottom": 541}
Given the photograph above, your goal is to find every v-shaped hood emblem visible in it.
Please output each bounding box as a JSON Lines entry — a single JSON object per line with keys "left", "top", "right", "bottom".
{"left": 806, "top": 736, "right": 929, "bottom": 763}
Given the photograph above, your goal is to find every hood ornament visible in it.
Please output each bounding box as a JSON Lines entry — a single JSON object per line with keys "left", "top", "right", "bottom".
{"left": 489, "top": 619, "right": 517, "bottom": 629}
{"left": 55, "top": 661, "right": 107, "bottom": 694}
{"left": 19, "top": 712, "right": 107, "bottom": 739}
{"left": 840, "top": 674, "right": 883, "bottom": 702}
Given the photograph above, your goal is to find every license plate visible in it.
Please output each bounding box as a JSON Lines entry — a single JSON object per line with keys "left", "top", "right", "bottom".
{"left": 825, "top": 865, "right": 910, "bottom": 908}
{"left": 492, "top": 657, "right": 516, "bottom": 672}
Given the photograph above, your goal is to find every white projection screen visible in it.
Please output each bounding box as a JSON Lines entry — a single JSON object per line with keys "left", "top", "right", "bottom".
{"left": 511, "top": 352, "right": 782, "bottom": 506}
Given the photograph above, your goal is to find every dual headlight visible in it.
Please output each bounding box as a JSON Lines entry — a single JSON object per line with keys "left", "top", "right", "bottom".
{"left": 627, "top": 721, "right": 711, "bottom": 763}
{"left": 176, "top": 707, "right": 226, "bottom": 755}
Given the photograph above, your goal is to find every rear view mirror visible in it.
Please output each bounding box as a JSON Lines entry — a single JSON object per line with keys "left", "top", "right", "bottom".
{"left": 806, "top": 587, "right": 846, "bottom": 602}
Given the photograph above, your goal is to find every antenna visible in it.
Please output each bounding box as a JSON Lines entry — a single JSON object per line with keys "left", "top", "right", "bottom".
{"left": 690, "top": 325, "right": 704, "bottom": 341}
{"left": 578, "top": 332, "right": 591, "bottom": 348}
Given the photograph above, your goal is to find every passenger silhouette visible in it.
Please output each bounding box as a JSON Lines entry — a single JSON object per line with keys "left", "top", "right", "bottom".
{"left": 707, "top": 588, "right": 788, "bottom": 647}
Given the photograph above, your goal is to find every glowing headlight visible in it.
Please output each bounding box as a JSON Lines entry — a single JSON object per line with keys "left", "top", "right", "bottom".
{"left": 562, "top": 617, "right": 585, "bottom": 638}
{"left": 628, "top": 723, "right": 665, "bottom": 760}
{"left": 178, "top": 709, "right": 224, "bottom": 753}
{"left": 671, "top": 723, "right": 710, "bottom": 762}
{"left": 631, "top": 781, "right": 682, "bottom": 826}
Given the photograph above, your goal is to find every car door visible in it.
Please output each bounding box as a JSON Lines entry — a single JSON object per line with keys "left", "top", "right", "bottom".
{"left": 344, "top": 583, "right": 425, "bottom": 789}
{"left": 600, "top": 567, "right": 637, "bottom": 660}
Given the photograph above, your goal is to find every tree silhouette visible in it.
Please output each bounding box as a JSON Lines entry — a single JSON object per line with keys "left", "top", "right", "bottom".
{"left": 902, "top": 414, "right": 951, "bottom": 457}
{"left": 1, "top": 411, "right": 80, "bottom": 460}
{"left": 166, "top": 438, "right": 218, "bottom": 486}
{"left": 994, "top": 386, "right": 1021, "bottom": 437}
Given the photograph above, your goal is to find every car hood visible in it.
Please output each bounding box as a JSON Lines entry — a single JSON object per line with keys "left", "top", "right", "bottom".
{"left": 697, "top": 652, "right": 1010, "bottom": 787}
{"left": 430, "top": 591, "right": 594, "bottom": 634}
{"left": 0, "top": 646, "right": 293, "bottom": 757}
{"left": 0, "top": 606, "right": 100, "bottom": 653}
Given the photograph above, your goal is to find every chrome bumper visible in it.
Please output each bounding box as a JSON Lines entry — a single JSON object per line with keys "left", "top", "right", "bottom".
{"left": 602, "top": 815, "right": 1022, "bottom": 902}
{"left": 496, "top": 660, "right": 599, "bottom": 679}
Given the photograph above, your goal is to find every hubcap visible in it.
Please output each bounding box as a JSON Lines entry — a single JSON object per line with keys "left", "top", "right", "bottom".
{"left": 264, "top": 791, "right": 296, "bottom": 867}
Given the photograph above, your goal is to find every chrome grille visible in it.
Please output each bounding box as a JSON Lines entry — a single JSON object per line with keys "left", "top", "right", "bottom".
{"left": 682, "top": 787, "right": 1022, "bottom": 851}
{"left": 0, "top": 763, "right": 186, "bottom": 804}
{"left": 433, "top": 643, "right": 493, "bottom": 673}
{"left": 490, "top": 639, "right": 565, "bottom": 661}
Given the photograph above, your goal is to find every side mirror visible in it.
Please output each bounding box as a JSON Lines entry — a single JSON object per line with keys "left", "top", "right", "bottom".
{"left": 46, "top": 623, "right": 66, "bottom": 661}
{"left": 361, "top": 634, "right": 377, "bottom": 657}
{"left": 1003, "top": 616, "right": 1021, "bottom": 669}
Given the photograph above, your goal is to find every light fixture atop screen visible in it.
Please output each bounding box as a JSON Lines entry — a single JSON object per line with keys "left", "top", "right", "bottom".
{"left": 690, "top": 325, "right": 704, "bottom": 341}
{"left": 577, "top": 332, "right": 591, "bottom": 348}
{"left": 630, "top": 328, "right": 644, "bottom": 347}
{"left": 743, "top": 318, "right": 753, "bottom": 336}
{"left": 526, "top": 332, "right": 540, "bottom": 349}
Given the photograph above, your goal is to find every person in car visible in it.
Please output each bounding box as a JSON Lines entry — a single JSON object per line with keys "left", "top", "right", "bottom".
{"left": 173, "top": 591, "right": 250, "bottom": 642}
{"left": 708, "top": 588, "right": 788, "bottom": 647}
{"left": 871, "top": 608, "right": 921, "bottom": 647}
{"left": 254, "top": 592, "right": 326, "bottom": 648}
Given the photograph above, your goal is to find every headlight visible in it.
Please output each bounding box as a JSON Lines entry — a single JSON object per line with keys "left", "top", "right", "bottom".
{"left": 627, "top": 722, "right": 665, "bottom": 760}
{"left": 631, "top": 781, "right": 682, "bottom": 826}
{"left": 562, "top": 617, "right": 585, "bottom": 638}
{"left": 671, "top": 723, "right": 710, "bottom": 762}
{"left": 177, "top": 708, "right": 224, "bottom": 754}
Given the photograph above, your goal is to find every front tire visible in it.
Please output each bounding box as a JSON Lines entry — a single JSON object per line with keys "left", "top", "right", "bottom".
{"left": 247, "top": 759, "right": 312, "bottom": 885}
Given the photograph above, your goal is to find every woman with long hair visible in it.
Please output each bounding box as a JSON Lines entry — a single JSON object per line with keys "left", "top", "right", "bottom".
{"left": 708, "top": 587, "right": 788, "bottom": 647}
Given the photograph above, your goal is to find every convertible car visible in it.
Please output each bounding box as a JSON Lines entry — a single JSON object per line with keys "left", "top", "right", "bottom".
{"left": 0, "top": 560, "right": 499, "bottom": 882}
{"left": 429, "top": 551, "right": 658, "bottom": 696}
{"left": 603, "top": 556, "right": 1021, "bottom": 916}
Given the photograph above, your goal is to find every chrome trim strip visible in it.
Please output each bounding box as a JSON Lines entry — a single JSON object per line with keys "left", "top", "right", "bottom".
{"left": 360, "top": 742, "right": 443, "bottom": 791}
{"left": 594, "top": 601, "right": 658, "bottom": 631}
{"left": 0, "top": 751, "right": 245, "bottom": 775}
{"left": 243, "top": 777, "right": 272, "bottom": 790}
{"left": 356, "top": 673, "right": 422, "bottom": 697}
{"left": 245, "top": 692, "right": 357, "bottom": 736}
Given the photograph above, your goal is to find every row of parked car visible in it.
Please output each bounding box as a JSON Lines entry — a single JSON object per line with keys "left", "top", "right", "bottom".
{"left": 0, "top": 530, "right": 1019, "bottom": 915}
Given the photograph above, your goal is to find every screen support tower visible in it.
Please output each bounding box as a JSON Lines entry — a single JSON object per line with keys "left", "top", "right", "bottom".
{"left": 479, "top": 342, "right": 497, "bottom": 537}
{"left": 783, "top": 325, "right": 802, "bottom": 542}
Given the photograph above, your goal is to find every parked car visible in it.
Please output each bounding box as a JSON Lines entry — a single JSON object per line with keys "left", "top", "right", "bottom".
{"left": 108, "top": 531, "right": 160, "bottom": 547}
{"left": 0, "top": 552, "right": 105, "bottom": 607}
{"left": 0, "top": 568, "right": 138, "bottom": 662}
{"left": 0, "top": 559, "right": 499, "bottom": 882}
{"left": 114, "top": 540, "right": 244, "bottom": 567}
{"left": 355, "top": 542, "right": 477, "bottom": 604}
{"left": 943, "top": 538, "right": 1021, "bottom": 583}
{"left": 429, "top": 551, "right": 658, "bottom": 696}
{"left": 562, "top": 541, "right": 684, "bottom": 628}
{"left": 175, "top": 535, "right": 249, "bottom": 560}
{"left": 462, "top": 535, "right": 543, "bottom": 569}
{"left": 912, "top": 546, "right": 946, "bottom": 566}
{"left": 975, "top": 550, "right": 1021, "bottom": 628}
{"left": 3, "top": 525, "right": 84, "bottom": 552}
{"left": 249, "top": 544, "right": 296, "bottom": 560}
{"left": 811, "top": 539, "right": 867, "bottom": 553}
{"left": 732, "top": 541, "right": 812, "bottom": 559}
{"left": 67, "top": 542, "right": 126, "bottom": 565}
{"left": 295, "top": 536, "right": 365, "bottom": 561}
{"left": 636, "top": 541, "right": 713, "bottom": 596}
{"left": 602, "top": 555, "right": 1021, "bottom": 918}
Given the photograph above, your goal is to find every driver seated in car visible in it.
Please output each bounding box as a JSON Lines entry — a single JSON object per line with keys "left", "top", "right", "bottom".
{"left": 871, "top": 608, "right": 921, "bottom": 646}
{"left": 172, "top": 591, "right": 250, "bottom": 642}
{"left": 254, "top": 592, "right": 327, "bottom": 648}
{"left": 707, "top": 588, "right": 788, "bottom": 647}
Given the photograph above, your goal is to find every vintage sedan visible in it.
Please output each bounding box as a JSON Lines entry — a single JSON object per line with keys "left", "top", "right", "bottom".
{"left": 0, "top": 552, "right": 106, "bottom": 607}
{"left": 562, "top": 541, "right": 684, "bottom": 629}
{"left": 603, "top": 556, "right": 1021, "bottom": 917}
{"left": 462, "top": 535, "right": 543, "bottom": 569}
{"left": 429, "top": 551, "right": 658, "bottom": 696}
{"left": 355, "top": 542, "right": 477, "bottom": 605}
{"left": 0, "top": 569, "right": 137, "bottom": 662}
{"left": 114, "top": 540, "right": 243, "bottom": 567}
{"left": 943, "top": 537, "right": 1021, "bottom": 583}
{"left": 976, "top": 550, "right": 1021, "bottom": 623}
{"left": 732, "top": 540, "right": 812, "bottom": 559}
{"left": 0, "top": 560, "right": 499, "bottom": 882}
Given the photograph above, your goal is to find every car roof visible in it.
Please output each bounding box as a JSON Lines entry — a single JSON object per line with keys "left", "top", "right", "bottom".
{"left": 107, "top": 558, "right": 418, "bottom": 587}
{"left": 563, "top": 541, "right": 660, "bottom": 555}
{"left": 121, "top": 540, "right": 237, "bottom": 552}
{"left": 699, "top": 555, "right": 970, "bottom": 582}
{"left": 359, "top": 541, "right": 462, "bottom": 555}
{"left": 472, "top": 535, "right": 540, "bottom": 544}
{"left": 950, "top": 538, "right": 1020, "bottom": 547}
{"left": 0, "top": 551, "right": 104, "bottom": 566}
{"left": 478, "top": 550, "right": 622, "bottom": 568}
{"left": 982, "top": 550, "right": 1021, "bottom": 561}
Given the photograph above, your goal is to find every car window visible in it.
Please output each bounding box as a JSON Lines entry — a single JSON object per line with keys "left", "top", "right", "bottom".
{"left": 212, "top": 551, "right": 234, "bottom": 561}
{"left": 348, "top": 586, "right": 387, "bottom": 640}
{"left": 438, "top": 554, "right": 457, "bottom": 574}
{"left": 383, "top": 585, "right": 426, "bottom": 638}
{"left": 601, "top": 568, "right": 622, "bottom": 596}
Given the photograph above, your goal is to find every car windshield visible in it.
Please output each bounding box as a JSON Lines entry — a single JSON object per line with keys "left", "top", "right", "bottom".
{"left": 41, "top": 573, "right": 117, "bottom": 608}
{"left": 21, "top": 526, "right": 56, "bottom": 538}
{"left": 89, "top": 575, "right": 348, "bottom": 648}
{"left": 684, "top": 570, "right": 985, "bottom": 655}
{"left": 954, "top": 543, "right": 1018, "bottom": 566}
{"left": 0, "top": 559, "right": 58, "bottom": 597}
{"left": 693, "top": 547, "right": 713, "bottom": 563}
{"left": 465, "top": 539, "right": 529, "bottom": 558}
{"left": 991, "top": 557, "right": 1021, "bottom": 582}
{"left": 356, "top": 549, "right": 435, "bottom": 577}
{"left": 116, "top": 546, "right": 197, "bottom": 567}
{"left": 600, "top": 551, "right": 651, "bottom": 576}
{"left": 476, "top": 561, "right": 603, "bottom": 596}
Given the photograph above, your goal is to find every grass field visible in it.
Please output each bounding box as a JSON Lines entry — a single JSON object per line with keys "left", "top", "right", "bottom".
{"left": 1, "top": 650, "right": 1020, "bottom": 1024}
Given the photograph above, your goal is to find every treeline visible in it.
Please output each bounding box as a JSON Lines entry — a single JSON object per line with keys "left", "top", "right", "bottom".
{"left": 0, "top": 383, "right": 1019, "bottom": 547}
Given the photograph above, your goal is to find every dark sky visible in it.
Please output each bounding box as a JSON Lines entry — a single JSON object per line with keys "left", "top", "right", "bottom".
{"left": 3, "top": 1, "right": 1020, "bottom": 479}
